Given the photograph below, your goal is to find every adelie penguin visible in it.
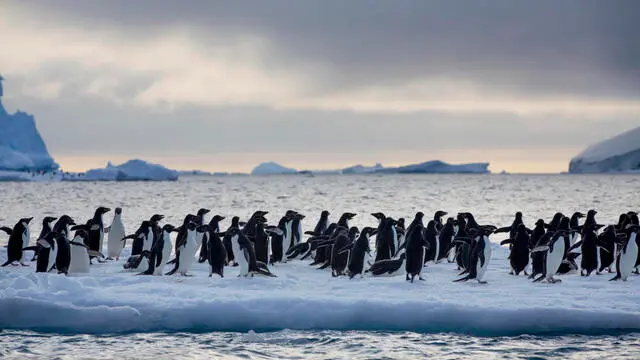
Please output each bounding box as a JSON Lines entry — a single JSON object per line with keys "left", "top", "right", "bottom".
{"left": 500, "top": 224, "right": 530, "bottom": 276}
{"left": 340, "top": 227, "right": 374, "bottom": 279}
{"left": 438, "top": 218, "right": 456, "bottom": 263}
{"left": 106, "top": 207, "right": 126, "bottom": 260}
{"left": 597, "top": 225, "right": 618, "bottom": 274}
{"left": 224, "top": 216, "right": 241, "bottom": 266}
{"left": 532, "top": 221, "right": 571, "bottom": 283}
{"left": 291, "top": 213, "right": 305, "bottom": 247}
{"left": 494, "top": 212, "right": 524, "bottom": 250}
{"left": 1, "top": 217, "right": 33, "bottom": 267}
{"left": 194, "top": 208, "right": 210, "bottom": 251}
{"left": 228, "top": 227, "right": 276, "bottom": 277}
{"left": 166, "top": 220, "right": 198, "bottom": 276}
{"left": 405, "top": 223, "right": 428, "bottom": 283}
{"left": 568, "top": 223, "right": 602, "bottom": 276}
{"left": 68, "top": 225, "right": 104, "bottom": 274}
{"left": 454, "top": 227, "right": 494, "bottom": 284}
{"left": 374, "top": 217, "right": 397, "bottom": 262}
{"left": 198, "top": 215, "right": 225, "bottom": 263}
{"left": 330, "top": 228, "right": 352, "bottom": 277}
{"left": 433, "top": 210, "right": 448, "bottom": 233}
{"left": 30, "top": 216, "right": 57, "bottom": 261}
{"left": 423, "top": 220, "right": 439, "bottom": 264}
{"left": 201, "top": 224, "right": 226, "bottom": 278}
{"left": 31, "top": 232, "right": 60, "bottom": 273}
{"left": 86, "top": 206, "right": 111, "bottom": 264}
{"left": 270, "top": 212, "right": 292, "bottom": 264}
{"left": 311, "top": 210, "right": 330, "bottom": 236}
{"left": 139, "top": 224, "right": 176, "bottom": 276}
{"left": 610, "top": 225, "right": 639, "bottom": 281}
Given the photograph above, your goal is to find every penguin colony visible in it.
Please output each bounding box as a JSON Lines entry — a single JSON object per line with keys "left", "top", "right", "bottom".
{"left": 1, "top": 207, "right": 639, "bottom": 283}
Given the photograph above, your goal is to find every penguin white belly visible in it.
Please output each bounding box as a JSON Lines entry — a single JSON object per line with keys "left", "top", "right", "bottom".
{"left": 177, "top": 236, "right": 197, "bottom": 275}
{"left": 476, "top": 239, "right": 492, "bottom": 281}
{"left": 142, "top": 233, "right": 153, "bottom": 252}
{"left": 23, "top": 228, "right": 30, "bottom": 249}
{"left": 282, "top": 223, "right": 293, "bottom": 263}
{"left": 391, "top": 227, "right": 398, "bottom": 254}
{"left": 107, "top": 220, "right": 126, "bottom": 259}
{"left": 546, "top": 239, "right": 565, "bottom": 280}
{"left": 619, "top": 234, "right": 638, "bottom": 281}
{"left": 434, "top": 237, "right": 440, "bottom": 263}
{"left": 69, "top": 246, "right": 90, "bottom": 274}
{"left": 47, "top": 245, "right": 58, "bottom": 272}
{"left": 98, "top": 230, "right": 104, "bottom": 253}
{"left": 296, "top": 223, "right": 303, "bottom": 245}
{"left": 232, "top": 238, "right": 249, "bottom": 276}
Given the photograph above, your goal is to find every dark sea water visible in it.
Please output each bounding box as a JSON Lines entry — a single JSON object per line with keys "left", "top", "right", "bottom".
{"left": 1, "top": 330, "right": 639, "bottom": 359}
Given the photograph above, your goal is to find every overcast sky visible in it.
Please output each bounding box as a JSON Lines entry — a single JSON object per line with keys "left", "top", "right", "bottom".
{"left": 1, "top": 0, "right": 639, "bottom": 173}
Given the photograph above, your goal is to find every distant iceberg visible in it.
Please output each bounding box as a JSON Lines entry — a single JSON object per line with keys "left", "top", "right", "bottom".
{"left": 68, "top": 159, "right": 179, "bottom": 181}
{"left": 569, "top": 126, "right": 640, "bottom": 173}
{"left": 0, "top": 76, "right": 58, "bottom": 172}
{"left": 251, "top": 162, "right": 298, "bottom": 175}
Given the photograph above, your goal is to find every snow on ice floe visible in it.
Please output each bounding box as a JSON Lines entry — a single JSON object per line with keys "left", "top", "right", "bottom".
{"left": 68, "top": 160, "right": 179, "bottom": 182}
{"left": 0, "top": 244, "right": 638, "bottom": 336}
{"left": 569, "top": 125, "right": 640, "bottom": 173}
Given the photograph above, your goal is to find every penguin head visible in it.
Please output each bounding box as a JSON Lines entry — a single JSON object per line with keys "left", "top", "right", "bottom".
{"left": 515, "top": 212, "right": 523, "bottom": 219}
{"left": 197, "top": 224, "right": 210, "bottom": 233}
{"left": 574, "top": 212, "right": 585, "bottom": 219}
{"left": 295, "top": 213, "right": 306, "bottom": 220}
{"left": 211, "top": 215, "right": 225, "bottom": 222}
{"left": 20, "top": 217, "right": 34, "bottom": 226}
{"left": 96, "top": 206, "right": 111, "bottom": 215}
{"left": 43, "top": 216, "right": 57, "bottom": 225}
{"left": 348, "top": 226, "right": 360, "bottom": 239}
{"left": 371, "top": 212, "right": 385, "bottom": 221}
{"left": 446, "top": 217, "right": 454, "bottom": 225}
{"left": 186, "top": 222, "right": 197, "bottom": 232}
{"left": 588, "top": 209, "right": 598, "bottom": 216}
{"left": 162, "top": 224, "right": 176, "bottom": 233}
{"left": 197, "top": 208, "right": 211, "bottom": 216}
{"left": 321, "top": 210, "right": 330, "bottom": 218}
{"left": 345, "top": 212, "right": 357, "bottom": 219}
{"left": 425, "top": 220, "right": 437, "bottom": 232}
{"left": 361, "top": 227, "right": 376, "bottom": 237}
{"left": 434, "top": 210, "right": 448, "bottom": 219}
{"left": 415, "top": 212, "right": 425, "bottom": 219}
{"left": 253, "top": 210, "right": 268, "bottom": 218}
{"left": 114, "top": 207, "right": 123, "bottom": 215}
{"left": 396, "top": 218, "right": 405, "bottom": 229}
{"left": 57, "top": 215, "right": 75, "bottom": 227}
{"left": 150, "top": 214, "right": 164, "bottom": 223}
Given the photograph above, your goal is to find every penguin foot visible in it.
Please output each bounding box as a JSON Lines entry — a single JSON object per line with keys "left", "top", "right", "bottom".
{"left": 477, "top": 280, "right": 488, "bottom": 284}
{"left": 418, "top": 276, "right": 425, "bottom": 281}
{"left": 508, "top": 271, "right": 514, "bottom": 275}
{"left": 20, "top": 262, "right": 29, "bottom": 267}
{"left": 11, "top": 263, "right": 19, "bottom": 266}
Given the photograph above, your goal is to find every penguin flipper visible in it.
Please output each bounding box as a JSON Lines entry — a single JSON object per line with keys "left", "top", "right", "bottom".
{"left": 531, "top": 246, "right": 549, "bottom": 253}
{"left": 0, "top": 227, "right": 12, "bottom": 235}
{"left": 453, "top": 275, "right": 471, "bottom": 282}
{"left": 499, "top": 239, "right": 513, "bottom": 246}
{"left": 22, "top": 246, "right": 39, "bottom": 252}
{"left": 494, "top": 227, "right": 511, "bottom": 234}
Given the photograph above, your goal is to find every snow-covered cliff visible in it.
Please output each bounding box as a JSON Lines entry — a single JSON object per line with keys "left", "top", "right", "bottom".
{"left": 0, "top": 76, "right": 58, "bottom": 172}
{"left": 569, "top": 126, "right": 640, "bottom": 173}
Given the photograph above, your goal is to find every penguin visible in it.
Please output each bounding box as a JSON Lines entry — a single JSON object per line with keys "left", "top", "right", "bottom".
{"left": 203, "top": 225, "right": 226, "bottom": 278}
{"left": 423, "top": 220, "right": 439, "bottom": 264}
{"left": 494, "top": 212, "right": 524, "bottom": 250}
{"left": 166, "top": 221, "right": 198, "bottom": 276}
{"left": 532, "top": 228, "right": 569, "bottom": 283}
{"left": 500, "top": 224, "right": 530, "bottom": 276}
{"left": 242, "top": 210, "right": 269, "bottom": 240}
{"left": 106, "top": 207, "right": 126, "bottom": 260}
{"left": 194, "top": 208, "right": 210, "bottom": 251}
{"left": 270, "top": 213, "right": 292, "bottom": 264}
{"left": 546, "top": 212, "right": 564, "bottom": 231}
{"left": 610, "top": 225, "right": 639, "bottom": 281}
{"left": 1, "top": 217, "right": 33, "bottom": 266}
{"left": 223, "top": 216, "right": 241, "bottom": 265}
{"left": 86, "top": 206, "right": 111, "bottom": 263}
{"left": 568, "top": 223, "right": 600, "bottom": 276}
{"left": 228, "top": 227, "right": 276, "bottom": 277}
{"left": 367, "top": 252, "right": 406, "bottom": 277}
{"left": 291, "top": 213, "right": 305, "bottom": 246}
{"left": 374, "top": 217, "right": 396, "bottom": 262}
{"left": 433, "top": 210, "right": 448, "bottom": 233}
{"left": 139, "top": 224, "right": 176, "bottom": 275}
{"left": 330, "top": 229, "right": 351, "bottom": 277}
{"left": 437, "top": 218, "right": 456, "bottom": 263}
{"left": 199, "top": 215, "right": 224, "bottom": 263}
{"left": 32, "top": 232, "right": 58, "bottom": 273}
{"left": 597, "top": 225, "right": 618, "bottom": 273}
{"left": 68, "top": 226, "right": 104, "bottom": 274}
{"left": 341, "top": 227, "right": 374, "bottom": 279}
{"left": 253, "top": 221, "right": 270, "bottom": 264}
{"left": 569, "top": 212, "right": 585, "bottom": 246}
{"left": 164, "top": 214, "right": 196, "bottom": 267}
{"left": 453, "top": 214, "right": 469, "bottom": 270}
{"left": 281, "top": 211, "right": 296, "bottom": 261}
{"left": 123, "top": 251, "right": 150, "bottom": 272}
{"left": 312, "top": 210, "right": 330, "bottom": 236}
{"left": 30, "top": 216, "right": 57, "bottom": 261}
{"left": 405, "top": 223, "right": 428, "bottom": 282}
{"left": 454, "top": 227, "right": 493, "bottom": 284}
{"left": 52, "top": 215, "right": 75, "bottom": 241}
{"left": 528, "top": 219, "right": 548, "bottom": 279}
{"left": 405, "top": 212, "right": 425, "bottom": 241}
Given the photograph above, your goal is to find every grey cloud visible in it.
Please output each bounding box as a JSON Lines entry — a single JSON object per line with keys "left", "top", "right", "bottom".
{"left": 11, "top": 0, "right": 640, "bottom": 99}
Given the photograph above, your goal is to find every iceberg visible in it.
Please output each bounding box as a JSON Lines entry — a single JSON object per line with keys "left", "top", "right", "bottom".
{"left": 569, "top": 126, "right": 640, "bottom": 173}
{"left": 251, "top": 162, "right": 298, "bottom": 175}
{"left": 0, "top": 76, "right": 58, "bottom": 172}
{"left": 68, "top": 159, "right": 179, "bottom": 181}
{"left": 342, "top": 163, "right": 384, "bottom": 174}
{"left": 379, "top": 160, "right": 490, "bottom": 174}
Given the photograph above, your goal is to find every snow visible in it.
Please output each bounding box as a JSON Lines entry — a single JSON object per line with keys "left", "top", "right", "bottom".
{"left": 0, "top": 242, "right": 638, "bottom": 336}
{"left": 0, "top": 83, "right": 58, "bottom": 172}
{"left": 251, "top": 162, "right": 298, "bottom": 175}
{"left": 570, "top": 126, "right": 640, "bottom": 173}
{"left": 70, "top": 160, "right": 179, "bottom": 181}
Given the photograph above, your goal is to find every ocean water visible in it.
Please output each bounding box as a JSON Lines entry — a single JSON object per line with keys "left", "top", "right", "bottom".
{"left": 1, "top": 174, "right": 639, "bottom": 359}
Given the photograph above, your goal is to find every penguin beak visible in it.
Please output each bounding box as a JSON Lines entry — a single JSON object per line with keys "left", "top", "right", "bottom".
{"left": 26, "top": 217, "right": 34, "bottom": 224}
